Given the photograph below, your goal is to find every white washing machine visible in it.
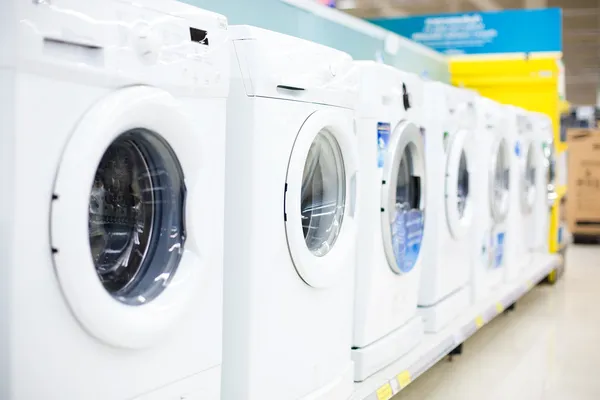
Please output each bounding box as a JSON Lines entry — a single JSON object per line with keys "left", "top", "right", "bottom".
{"left": 504, "top": 105, "right": 535, "bottom": 281}
{"left": 0, "top": 1, "right": 229, "bottom": 399}
{"left": 529, "top": 111, "right": 555, "bottom": 255}
{"left": 504, "top": 106, "right": 532, "bottom": 281}
{"left": 222, "top": 26, "right": 358, "bottom": 400}
{"left": 519, "top": 111, "right": 543, "bottom": 266}
{"left": 471, "top": 97, "right": 512, "bottom": 302}
{"left": 352, "top": 62, "right": 425, "bottom": 382}
{"left": 417, "top": 83, "right": 474, "bottom": 332}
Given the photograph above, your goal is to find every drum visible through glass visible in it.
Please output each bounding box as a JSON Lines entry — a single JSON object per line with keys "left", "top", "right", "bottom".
{"left": 300, "top": 129, "right": 346, "bottom": 257}
{"left": 457, "top": 151, "right": 469, "bottom": 219}
{"left": 88, "top": 129, "right": 186, "bottom": 305}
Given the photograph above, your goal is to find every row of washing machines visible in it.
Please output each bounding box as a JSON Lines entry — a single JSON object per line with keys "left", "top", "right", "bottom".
{"left": 0, "top": 1, "right": 556, "bottom": 400}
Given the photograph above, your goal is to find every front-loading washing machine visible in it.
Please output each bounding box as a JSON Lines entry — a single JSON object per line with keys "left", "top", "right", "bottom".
{"left": 0, "top": 1, "right": 229, "bottom": 399}
{"left": 222, "top": 26, "right": 358, "bottom": 400}
{"left": 417, "top": 83, "right": 475, "bottom": 332}
{"left": 519, "top": 111, "right": 542, "bottom": 268}
{"left": 504, "top": 105, "right": 532, "bottom": 281}
{"left": 352, "top": 61, "right": 425, "bottom": 382}
{"left": 529, "top": 111, "right": 555, "bottom": 258}
{"left": 471, "top": 96, "right": 512, "bottom": 302}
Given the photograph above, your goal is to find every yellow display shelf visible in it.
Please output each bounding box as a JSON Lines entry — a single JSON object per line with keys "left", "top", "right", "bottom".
{"left": 556, "top": 141, "right": 568, "bottom": 154}
{"left": 450, "top": 57, "right": 561, "bottom": 146}
{"left": 556, "top": 185, "right": 567, "bottom": 200}
{"left": 450, "top": 55, "right": 566, "bottom": 255}
{"left": 558, "top": 99, "right": 570, "bottom": 115}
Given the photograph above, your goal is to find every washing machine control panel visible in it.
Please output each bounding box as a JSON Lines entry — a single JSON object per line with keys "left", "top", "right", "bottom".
{"left": 18, "top": 0, "right": 230, "bottom": 95}
{"left": 118, "top": 6, "right": 228, "bottom": 92}
{"left": 132, "top": 22, "right": 163, "bottom": 65}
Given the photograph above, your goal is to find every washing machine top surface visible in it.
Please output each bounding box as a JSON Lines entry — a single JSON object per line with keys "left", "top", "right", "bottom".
{"left": 6, "top": 0, "right": 229, "bottom": 96}
{"left": 353, "top": 61, "right": 416, "bottom": 120}
{"left": 443, "top": 84, "right": 478, "bottom": 131}
{"left": 529, "top": 111, "right": 553, "bottom": 140}
{"left": 230, "top": 25, "right": 357, "bottom": 108}
{"left": 477, "top": 96, "right": 502, "bottom": 123}
{"left": 517, "top": 112, "right": 535, "bottom": 137}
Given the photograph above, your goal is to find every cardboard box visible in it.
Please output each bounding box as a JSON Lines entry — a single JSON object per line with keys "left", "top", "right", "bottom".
{"left": 567, "top": 128, "right": 600, "bottom": 235}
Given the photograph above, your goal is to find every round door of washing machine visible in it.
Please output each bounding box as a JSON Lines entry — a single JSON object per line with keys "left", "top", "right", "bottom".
{"left": 445, "top": 129, "right": 473, "bottom": 238}
{"left": 51, "top": 87, "right": 205, "bottom": 349}
{"left": 488, "top": 136, "right": 511, "bottom": 268}
{"left": 284, "top": 109, "right": 357, "bottom": 288}
{"left": 380, "top": 121, "right": 426, "bottom": 274}
{"left": 520, "top": 142, "right": 538, "bottom": 214}
{"left": 544, "top": 140, "right": 557, "bottom": 207}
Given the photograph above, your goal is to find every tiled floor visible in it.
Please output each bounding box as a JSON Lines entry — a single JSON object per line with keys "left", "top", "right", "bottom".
{"left": 394, "top": 245, "right": 600, "bottom": 400}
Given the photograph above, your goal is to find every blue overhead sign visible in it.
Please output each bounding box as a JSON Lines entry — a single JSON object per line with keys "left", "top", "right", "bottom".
{"left": 369, "top": 8, "right": 562, "bottom": 55}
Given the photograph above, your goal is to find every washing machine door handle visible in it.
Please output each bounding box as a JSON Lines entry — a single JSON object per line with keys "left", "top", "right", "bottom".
{"left": 409, "top": 175, "right": 421, "bottom": 208}
{"left": 489, "top": 136, "right": 510, "bottom": 223}
{"left": 402, "top": 83, "right": 411, "bottom": 111}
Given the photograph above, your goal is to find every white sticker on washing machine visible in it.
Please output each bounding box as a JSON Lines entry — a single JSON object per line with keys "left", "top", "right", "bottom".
{"left": 377, "top": 122, "right": 391, "bottom": 168}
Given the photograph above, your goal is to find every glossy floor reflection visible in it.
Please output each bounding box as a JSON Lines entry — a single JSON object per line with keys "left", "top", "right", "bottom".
{"left": 395, "top": 245, "right": 600, "bottom": 400}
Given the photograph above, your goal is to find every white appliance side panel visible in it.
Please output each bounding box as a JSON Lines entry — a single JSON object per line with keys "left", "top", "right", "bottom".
{"left": 503, "top": 114, "right": 523, "bottom": 282}
{"left": 470, "top": 126, "right": 490, "bottom": 303}
{"left": 533, "top": 137, "right": 550, "bottom": 252}
{"left": 417, "top": 86, "right": 446, "bottom": 306}
{"left": 472, "top": 123, "right": 509, "bottom": 302}
{"left": 513, "top": 137, "right": 534, "bottom": 270}
{"left": 0, "top": 69, "right": 16, "bottom": 400}
{"left": 221, "top": 71, "right": 258, "bottom": 400}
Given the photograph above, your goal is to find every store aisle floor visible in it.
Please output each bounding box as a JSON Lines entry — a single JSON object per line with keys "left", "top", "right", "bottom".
{"left": 394, "top": 245, "right": 600, "bottom": 400}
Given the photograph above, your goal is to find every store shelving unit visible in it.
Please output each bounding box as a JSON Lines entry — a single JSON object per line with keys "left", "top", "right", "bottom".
{"left": 351, "top": 254, "right": 561, "bottom": 400}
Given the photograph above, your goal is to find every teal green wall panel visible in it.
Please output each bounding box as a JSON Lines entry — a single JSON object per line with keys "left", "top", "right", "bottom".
{"left": 179, "top": 0, "right": 449, "bottom": 83}
{"left": 295, "top": 11, "right": 383, "bottom": 61}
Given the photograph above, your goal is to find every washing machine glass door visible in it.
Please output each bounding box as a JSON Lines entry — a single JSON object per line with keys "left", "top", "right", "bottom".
{"left": 544, "top": 139, "right": 557, "bottom": 208}
{"left": 284, "top": 109, "right": 357, "bottom": 288}
{"left": 445, "top": 129, "right": 472, "bottom": 238}
{"left": 521, "top": 142, "right": 537, "bottom": 214}
{"left": 380, "top": 121, "right": 425, "bottom": 274}
{"left": 51, "top": 86, "right": 204, "bottom": 349}
{"left": 489, "top": 136, "right": 510, "bottom": 222}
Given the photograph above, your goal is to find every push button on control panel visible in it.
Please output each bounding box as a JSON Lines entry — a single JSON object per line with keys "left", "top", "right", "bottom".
{"left": 132, "top": 23, "right": 161, "bottom": 64}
